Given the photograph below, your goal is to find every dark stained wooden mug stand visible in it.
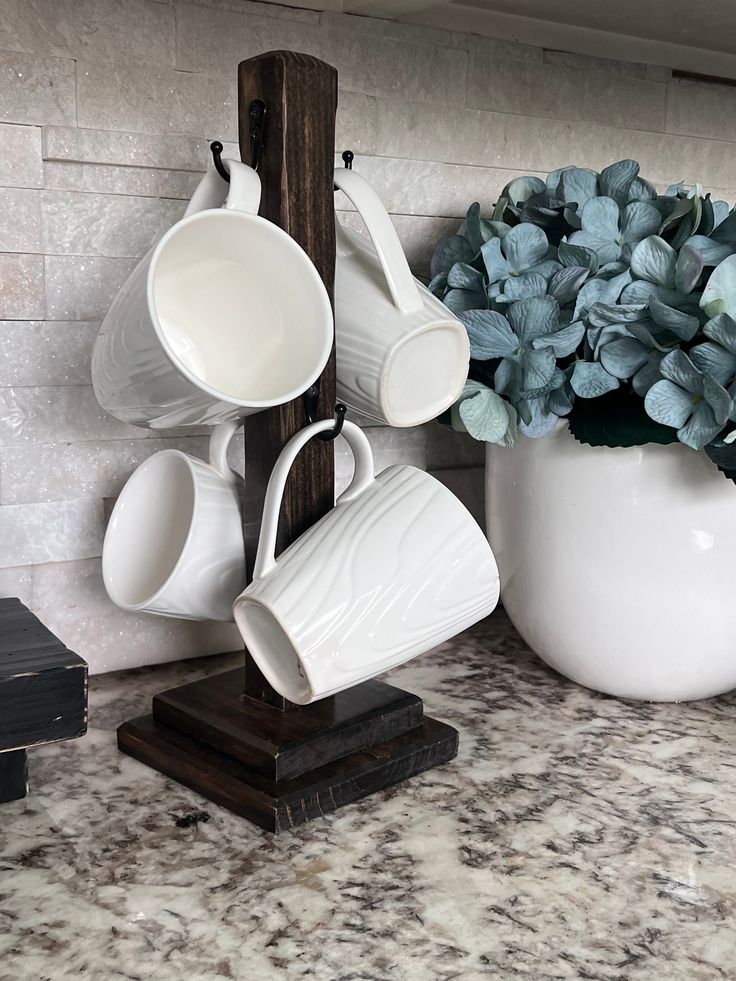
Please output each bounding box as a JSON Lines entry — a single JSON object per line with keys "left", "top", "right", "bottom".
{"left": 117, "top": 51, "right": 458, "bottom": 833}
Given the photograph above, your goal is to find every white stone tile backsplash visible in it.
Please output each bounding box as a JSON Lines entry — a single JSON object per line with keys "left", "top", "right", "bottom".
{"left": 0, "top": 0, "right": 730, "bottom": 671}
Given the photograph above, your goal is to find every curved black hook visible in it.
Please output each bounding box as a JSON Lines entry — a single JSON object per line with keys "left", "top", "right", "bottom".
{"left": 317, "top": 403, "right": 346, "bottom": 441}
{"left": 209, "top": 141, "right": 230, "bottom": 183}
{"left": 303, "top": 385, "right": 346, "bottom": 441}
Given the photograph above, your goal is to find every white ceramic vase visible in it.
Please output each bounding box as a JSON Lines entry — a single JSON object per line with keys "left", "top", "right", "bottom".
{"left": 486, "top": 422, "right": 736, "bottom": 701}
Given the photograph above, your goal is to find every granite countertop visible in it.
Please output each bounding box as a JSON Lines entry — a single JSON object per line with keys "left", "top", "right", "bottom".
{"left": 2, "top": 612, "right": 736, "bottom": 980}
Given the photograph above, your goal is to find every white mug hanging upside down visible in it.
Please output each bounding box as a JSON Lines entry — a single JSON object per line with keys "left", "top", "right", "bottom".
{"left": 92, "top": 158, "right": 334, "bottom": 429}
{"left": 334, "top": 166, "right": 470, "bottom": 428}
{"left": 233, "top": 418, "right": 500, "bottom": 704}
{"left": 102, "top": 423, "right": 244, "bottom": 621}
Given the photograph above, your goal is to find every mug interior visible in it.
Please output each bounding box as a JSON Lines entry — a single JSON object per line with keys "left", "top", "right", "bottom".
{"left": 234, "top": 601, "right": 312, "bottom": 704}
{"left": 383, "top": 321, "right": 468, "bottom": 426}
{"left": 103, "top": 453, "right": 195, "bottom": 609}
{"left": 151, "top": 211, "right": 331, "bottom": 405}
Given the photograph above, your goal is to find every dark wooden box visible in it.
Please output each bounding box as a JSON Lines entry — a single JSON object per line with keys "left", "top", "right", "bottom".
{"left": 0, "top": 597, "right": 88, "bottom": 752}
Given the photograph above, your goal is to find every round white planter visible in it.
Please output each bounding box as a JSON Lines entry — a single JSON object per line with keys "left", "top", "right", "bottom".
{"left": 486, "top": 423, "right": 736, "bottom": 701}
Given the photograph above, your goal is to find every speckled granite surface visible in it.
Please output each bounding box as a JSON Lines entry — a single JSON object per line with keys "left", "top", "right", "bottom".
{"left": 2, "top": 612, "right": 736, "bottom": 980}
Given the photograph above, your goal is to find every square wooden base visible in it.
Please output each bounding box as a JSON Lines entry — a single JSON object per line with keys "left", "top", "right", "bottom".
{"left": 118, "top": 671, "right": 458, "bottom": 832}
{"left": 118, "top": 712, "right": 457, "bottom": 832}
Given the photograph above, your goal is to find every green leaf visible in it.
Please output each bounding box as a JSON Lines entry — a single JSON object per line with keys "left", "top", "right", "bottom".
{"left": 568, "top": 387, "right": 677, "bottom": 447}
{"left": 570, "top": 361, "right": 620, "bottom": 398}
{"left": 569, "top": 388, "right": 677, "bottom": 446}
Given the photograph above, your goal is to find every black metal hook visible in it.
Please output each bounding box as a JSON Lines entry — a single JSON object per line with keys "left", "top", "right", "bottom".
{"left": 210, "top": 141, "right": 230, "bottom": 183}
{"left": 303, "top": 384, "right": 346, "bottom": 441}
{"left": 209, "top": 100, "right": 267, "bottom": 184}
{"left": 318, "top": 403, "right": 346, "bottom": 441}
{"left": 342, "top": 149, "right": 354, "bottom": 170}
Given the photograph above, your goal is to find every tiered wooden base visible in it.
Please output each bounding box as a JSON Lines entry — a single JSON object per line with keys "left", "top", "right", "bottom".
{"left": 118, "top": 668, "right": 458, "bottom": 832}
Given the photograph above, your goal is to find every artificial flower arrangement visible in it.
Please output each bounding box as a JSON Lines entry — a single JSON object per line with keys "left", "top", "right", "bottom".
{"left": 429, "top": 158, "right": 736, "bottom": 481}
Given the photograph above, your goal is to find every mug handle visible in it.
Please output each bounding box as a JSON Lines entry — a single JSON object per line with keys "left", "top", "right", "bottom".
{"left": 334, "top": 168, "right": 423, "bottom": 316}
{"left": 208, "top": 421, "right": 241, "bottom": 483}
{"left": 184, "top": 159, "right": 261, "bottom": 218}
{"left": 253, "top": 419, "right": 376, "bottom": 581}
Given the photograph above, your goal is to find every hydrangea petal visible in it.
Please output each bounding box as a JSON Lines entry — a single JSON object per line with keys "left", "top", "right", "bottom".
{"left": 621, "top": 201, "right": 661, "bottom": 243}
{"left": 677, "top": 402, "right": 722, "bottom": 450}
{"left": 457, "top": 383, "right": 514, "bottom": 444}
{"left": 704, "top": 313, "right": 736, "bottom": 354}
{"left": 507, "top": 295, "right": 560, "bottom": 343}
{"left": 599, "top": 337, "right": 650, "bottom": 378}
{"left": 460, "top": 309, "right": 517, "bottom": 360}
{"left": 570, "top": 362, "right": 620, "bottom": 398}
{"left": 690, "top": 342, "right": 736, "bottom": 386}
{"left": 644, "top": 379, "right": 694, "bottom": 428}
{"left": 630, "top": 235, "right": 677, "bottom": 287}
{"left": 502, "top": 223, "right": 549, "bottom": 273}
{"left": 658, "top": 349, "right": 703, "bottom": 393}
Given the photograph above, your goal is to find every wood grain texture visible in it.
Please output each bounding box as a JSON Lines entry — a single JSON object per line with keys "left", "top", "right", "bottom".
{"left": 0, "top": 596, "right": 87, "bottom": 752}
{"left": 152, "top": 669, "right": 424, "bottom": 780}
{"left": 238, "top": 51, "right": 338, "bottom": 708}
{"left": 118, "top": 713, "right": 458, "bottom": 833}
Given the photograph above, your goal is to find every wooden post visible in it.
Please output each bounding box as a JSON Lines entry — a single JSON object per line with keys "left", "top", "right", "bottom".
{"left": 117, "top": 51, "right": 458, "bottom": 832}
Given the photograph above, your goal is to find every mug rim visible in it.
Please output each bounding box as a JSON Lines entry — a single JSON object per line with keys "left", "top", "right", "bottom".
{"left": 147, "top": 208, "right": 334, "bottom": 409}
{"left": 233, "top": 595, "right": 317, "bottom": 705}
{"left": 103, "top": 449, "right": 202, "bottom": 613}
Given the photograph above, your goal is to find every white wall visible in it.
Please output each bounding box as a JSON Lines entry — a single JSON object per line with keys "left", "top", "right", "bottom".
{"left": 0, "top": 0, "right": 732, "bottom": 672}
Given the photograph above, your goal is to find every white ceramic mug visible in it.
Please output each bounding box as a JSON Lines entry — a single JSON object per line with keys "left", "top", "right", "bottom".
{"left": 334, "top": 168, "right": 469, "bottom": 427}
{"left": 233, "top": 419, "right": 499, "bottom": 704}
{"left": 102, "top": 422, "right": 244, "bottom": 621}
{"left": 92, "top": 159, "right": 333, "bottom": 429}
